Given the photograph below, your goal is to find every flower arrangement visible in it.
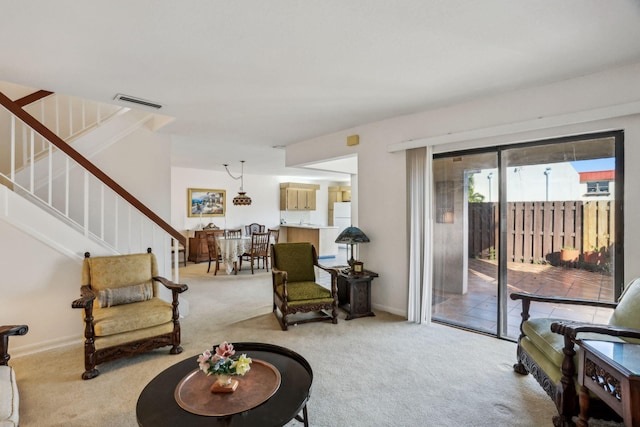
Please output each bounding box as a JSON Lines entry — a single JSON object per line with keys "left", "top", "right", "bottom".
{"left": 197, "top": 341, "right": 252, "bottom": 377}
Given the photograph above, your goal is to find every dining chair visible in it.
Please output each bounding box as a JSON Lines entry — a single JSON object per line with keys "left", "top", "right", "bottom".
{"left": 267, "top": 228, "right": 280, "bottom": 244}
{"left": 225, "top": 228, "right": 242, "bottom": 239}
{"left": 243, "top": 232, "right": 270, "bottom": 274}
{"left": 205, "top": 232, "right": 223, "bottom": 275}
{"left": 244, "top": 223, "right": 265, "bottom": 236}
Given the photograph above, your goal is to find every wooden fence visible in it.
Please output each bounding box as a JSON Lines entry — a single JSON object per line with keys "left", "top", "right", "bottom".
{"left": 468, "top": 200, "right": 614, "bottom": 265}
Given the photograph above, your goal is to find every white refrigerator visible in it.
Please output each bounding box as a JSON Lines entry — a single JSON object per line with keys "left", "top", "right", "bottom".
{"left": 333, "top": 202, "right": 352, "bottom": 264}
{"left": 333, "top": 202, "right": 351, "bottom": 230}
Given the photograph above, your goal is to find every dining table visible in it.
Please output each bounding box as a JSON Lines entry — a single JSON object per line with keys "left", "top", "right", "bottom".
{"left": 217, "top": 236, "right": 251, "bottom": 274}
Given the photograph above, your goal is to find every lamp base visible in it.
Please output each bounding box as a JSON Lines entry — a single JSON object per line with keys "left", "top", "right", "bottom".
{"left": 347, "top": 243, "right": 356, "bottom": 268}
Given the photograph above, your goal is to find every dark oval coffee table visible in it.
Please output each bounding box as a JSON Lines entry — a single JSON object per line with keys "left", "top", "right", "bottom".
{"left": 136, "top": 342, "right": 312, "bottom": 427}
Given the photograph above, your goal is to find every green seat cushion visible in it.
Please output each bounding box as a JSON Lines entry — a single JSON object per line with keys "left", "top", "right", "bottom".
{"left": 276, "top": 281, "right": 333, "bottom": 306}
{"left": 522, "top": 318, "right": 567, "bottom": 368}
{"left": 523, "top": 318, "right": 626, "bottom": 370}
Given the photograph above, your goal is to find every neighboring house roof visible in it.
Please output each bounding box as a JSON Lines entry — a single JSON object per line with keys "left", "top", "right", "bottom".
{"left": 579, "top": 170, "right": 614, "bottom": 183}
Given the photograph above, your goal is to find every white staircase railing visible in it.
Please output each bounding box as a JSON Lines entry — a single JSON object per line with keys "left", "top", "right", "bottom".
{"left": 23, "top": 92, "right": 125, "bottom": 143}
{"left": 0, "top": 91, "right": 184, "bottom": 279}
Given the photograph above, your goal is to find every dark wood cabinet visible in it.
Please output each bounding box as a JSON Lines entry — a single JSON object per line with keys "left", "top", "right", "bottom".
{"left": 187, "top": 230, "right": 219, "bottom": 263}
{"left": 337, "top": 270, "right": 378, "bottom": 320}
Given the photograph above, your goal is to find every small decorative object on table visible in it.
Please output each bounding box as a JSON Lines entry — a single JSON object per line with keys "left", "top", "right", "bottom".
{"left": 352, "top": 261, "right": 364, "bottom": 275}
{"left": 197, "top": 341, "right": 252, "bottom": 393}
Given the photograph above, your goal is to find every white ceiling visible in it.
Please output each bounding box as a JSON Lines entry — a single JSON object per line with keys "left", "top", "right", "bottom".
{"left": 2, "top": 1, "right": 640, "bottom": 179}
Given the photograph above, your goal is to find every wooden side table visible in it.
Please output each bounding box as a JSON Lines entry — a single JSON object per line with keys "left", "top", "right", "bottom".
{"left": 576, "top": 339, "right": 640, "bottom": 427}
{"left": 336, "top": 270, "right": 379, "bottom": 320}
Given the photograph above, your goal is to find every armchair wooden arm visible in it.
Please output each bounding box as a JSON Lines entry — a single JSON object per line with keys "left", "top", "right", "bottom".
{"left": 1, "top": 324, "right": 28, "bottom": 366}
{"left": 271, "top": 267, "right": 289, "bottom": 300}
{"left": 510, "top": 292, "right": 618, "bottom": 308}
{"left": 510, "top": 291, "right": 617, "bottom": 325}
{"left": 316, "top": 263, "right": 338, "bottom": 295}
{"left": 153, "top": 276, "right": 189, "bottom": 293}
{"left": 71, "top": 285, "right": 96, "bottom": 309}
{"left": 551, "top": 321, "right": 640, "bottom": 341}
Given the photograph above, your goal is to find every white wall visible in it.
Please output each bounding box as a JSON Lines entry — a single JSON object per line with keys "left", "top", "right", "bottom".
{"left": 0, "top": 122, "right": 173, "bottom": 354}
{"left": 286, "top": 62, "right": 640, "bottom": 318}
{"left": 170, "top": 167, "right": 282, "bottom": 235}
{"left": 170, "top": 166, "right": 345, "bottom": 237}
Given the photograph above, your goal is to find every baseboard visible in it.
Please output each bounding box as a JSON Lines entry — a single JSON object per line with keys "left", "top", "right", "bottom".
{"left": 12, "top": 335, "right": 82, "bottom": 359}
{"left": 372, "top": 303, "right": 406, "bottom": 318}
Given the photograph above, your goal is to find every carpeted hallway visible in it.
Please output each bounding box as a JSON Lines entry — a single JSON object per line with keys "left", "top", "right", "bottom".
{"left": 11, "top": 261, "right": 605, "bottom": 426}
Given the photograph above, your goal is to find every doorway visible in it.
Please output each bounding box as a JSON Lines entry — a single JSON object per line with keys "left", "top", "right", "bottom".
{"left": 431, "top": 132, "right": 623, "bottom": 339}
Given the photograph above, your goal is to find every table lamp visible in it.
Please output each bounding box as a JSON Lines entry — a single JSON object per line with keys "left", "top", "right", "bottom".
{"left": 335, "top": 226, "right": 370, "bottom": 268}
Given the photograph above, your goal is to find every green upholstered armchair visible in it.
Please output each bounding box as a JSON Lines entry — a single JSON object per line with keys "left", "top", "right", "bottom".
{"left": 511, "top": 277, "right": 640, "bottom": 426}
{"left": 71, "top": 249, "right": 188, "bottom": 379}
{"left": 270, "top": 242, "right": 338, "bottom": 331}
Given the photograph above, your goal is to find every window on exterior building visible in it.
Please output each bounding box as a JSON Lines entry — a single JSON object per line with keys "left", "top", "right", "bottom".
{"left": 586, "top": 181, "right": 610, "bottom": 194}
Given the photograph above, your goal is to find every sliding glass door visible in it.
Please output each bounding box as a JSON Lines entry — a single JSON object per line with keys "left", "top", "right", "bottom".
{"left": 431, "top": 132, "right": 623, "bottom": 339}
{"left": 432, "top": 151, "right": 499, "bottom": 334}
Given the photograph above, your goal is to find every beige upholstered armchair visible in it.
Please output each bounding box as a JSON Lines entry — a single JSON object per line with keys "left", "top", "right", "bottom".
{"left": 511, "top": 277, "right": 640, "bottom": 426}
{"left": 270, "top": 242, "right": 338, "bottom": 331}
{"left": 1, "top": 324, "right": 28, "bottom": 427}
{"left": 71, "top": 249, "right": 188, "bottom": 379}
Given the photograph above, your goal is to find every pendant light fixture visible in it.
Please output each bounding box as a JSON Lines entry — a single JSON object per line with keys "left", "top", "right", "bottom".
{"left": 224, "top": 161, "right": 252, "bottom": 206}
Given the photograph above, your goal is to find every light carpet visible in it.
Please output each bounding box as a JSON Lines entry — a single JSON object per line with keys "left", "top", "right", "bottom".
{"left": 11, "top": 262, "right": 619, "bottom": 426}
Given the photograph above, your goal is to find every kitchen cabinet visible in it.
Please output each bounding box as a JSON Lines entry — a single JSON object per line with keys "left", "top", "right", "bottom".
{"left": 280, "top": 183, "right": 319, "bottom": 210}
{"left": 280, "top": 224, "right": 340, "bottom": 258}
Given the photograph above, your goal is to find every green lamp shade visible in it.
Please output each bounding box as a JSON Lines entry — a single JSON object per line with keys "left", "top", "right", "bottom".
{"left": 335, "top": 226, "right": 370, "bottom": 244}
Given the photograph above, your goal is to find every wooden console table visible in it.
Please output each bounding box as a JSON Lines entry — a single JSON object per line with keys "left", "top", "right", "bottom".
{"left": 576, "top": 339, "right": 640, "bottom": 427}
{"left": 336, "top": 270, "right": 378, "bottom": 320}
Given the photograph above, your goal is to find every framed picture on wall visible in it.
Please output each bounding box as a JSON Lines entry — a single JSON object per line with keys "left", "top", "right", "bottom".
{"left": 187, "top": 188, "right": 226, "bottom": 217}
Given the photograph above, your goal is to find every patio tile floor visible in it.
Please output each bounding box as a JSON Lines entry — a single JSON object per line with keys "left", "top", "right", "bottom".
{"left": 433, "top": 258, "right": 615, "bottom": 339}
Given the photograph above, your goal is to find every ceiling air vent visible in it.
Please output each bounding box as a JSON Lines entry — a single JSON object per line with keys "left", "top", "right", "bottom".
{"left": 113, "top": 93, "right": 163, "bottom": 109}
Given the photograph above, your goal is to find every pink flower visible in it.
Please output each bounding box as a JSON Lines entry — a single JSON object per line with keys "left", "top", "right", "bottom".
{"left": 215, "top": 341, "right": 236, "bottom": 359}
{"left": 197, "top": 350, "right": 212, "bottom": 371}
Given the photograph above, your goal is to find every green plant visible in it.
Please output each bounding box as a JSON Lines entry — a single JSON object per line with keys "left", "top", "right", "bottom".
{"left": 467, "top": 175, "right": 485, "bottom": 203}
